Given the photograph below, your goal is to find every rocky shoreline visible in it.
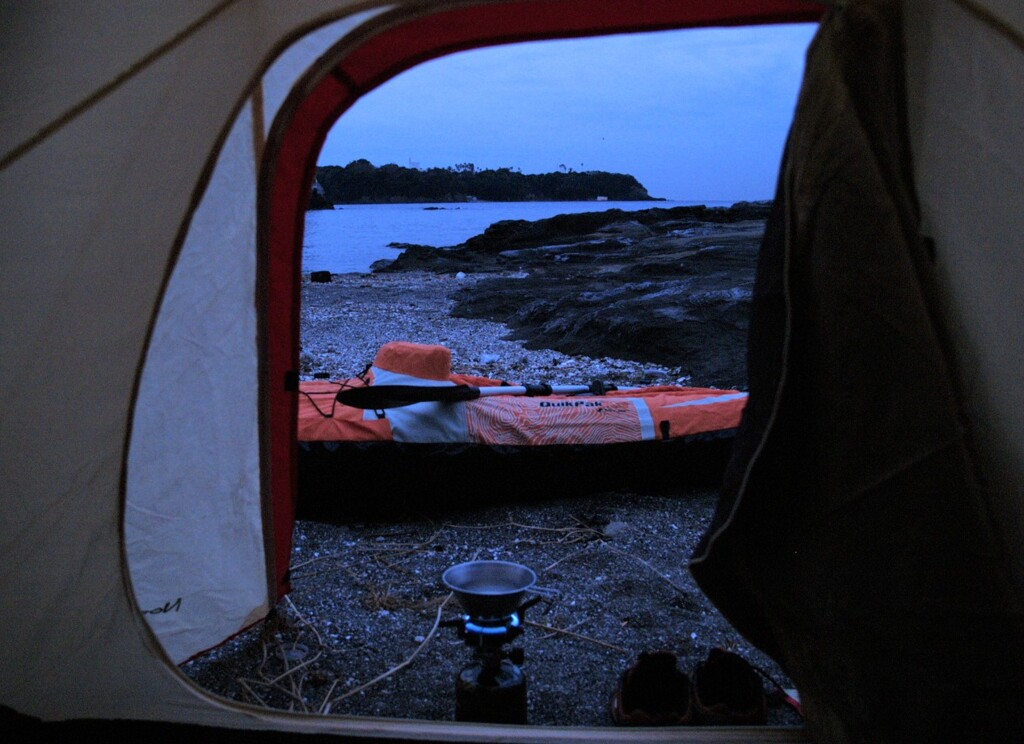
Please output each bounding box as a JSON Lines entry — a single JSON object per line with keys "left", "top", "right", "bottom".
{"left": 182, "top": 205, "right": 804, "bottom": 731}
{"left": 302, "top": 202, "right": 766, "bottom": 390}
{"left": 374, "top": 202, "right": 768, "bottom": 389}
{"left": 300, "top": 271, "right": 690, "bottom": 389}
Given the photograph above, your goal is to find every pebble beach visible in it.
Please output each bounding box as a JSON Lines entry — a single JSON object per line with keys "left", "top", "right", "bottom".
{"left": 299, "top": 270, "right": 688, "bottom": 387}
{"left": 180, "top": 268, "right": 802, "bottom": 731}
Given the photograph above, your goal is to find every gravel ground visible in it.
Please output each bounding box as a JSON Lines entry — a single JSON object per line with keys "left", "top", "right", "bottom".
{"left": 181, "top": 271, "right": 803, "bottom": 730}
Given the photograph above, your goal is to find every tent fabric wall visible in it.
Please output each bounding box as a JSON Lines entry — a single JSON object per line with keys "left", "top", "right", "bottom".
{"left": 0, "top": 0, "right": 396, "bottom": 725}
{"left": 125, "top": 103, "right": 269, "bottom": 665}
{"left": 2, "top": 1, "right": 1022, "bottom": 741}
{"left": 690, "top": 1, "right": 1024, "bottom": 741}
{"left": 904, "top": 0, "right": 1024, "bottom": 592}
{"left": 124, "top": 5, "right": 391, "bottom": 666}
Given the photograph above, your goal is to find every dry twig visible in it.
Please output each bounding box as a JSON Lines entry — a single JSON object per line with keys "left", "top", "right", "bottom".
{"left": 443, "top": 517, "right": 600, "bottom": 545}
{"left": 524, "top": 619, "right": 629, "bottom": 654}
{"left": 290, "top": 552, "right": 344, "bottom": 573}
{"left": 322, "top": 593, "right": 453, "bottom": 713}
{"left": 373, "top": 527, "right": 445, "bottom": 569}
{"left": 236, "top": 596, "right": 332, "bottom": 712}
{"left": 542, "top": 542, "right": 596, "bottom": 572}
{"left": 600, "top": 542, "right": 690, "bottom": 596}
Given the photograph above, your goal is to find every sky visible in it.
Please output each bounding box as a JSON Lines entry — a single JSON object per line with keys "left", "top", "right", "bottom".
{"left": 317, "top": 23, "right": 819, "bottom": 203}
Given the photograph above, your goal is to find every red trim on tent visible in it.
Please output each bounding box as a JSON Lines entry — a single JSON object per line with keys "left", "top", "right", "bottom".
{"left": 340, "top": 0, "right": 825, "bottom": 91}
{"left": 265, "top": 0, "right": 825, "bottom": 598}
{"left": 266, "top": 73, "right": 354, "bottom": 597}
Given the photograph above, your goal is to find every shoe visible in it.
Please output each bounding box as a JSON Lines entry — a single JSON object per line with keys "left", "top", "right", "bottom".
{"left": 611, "top": 650, "right": 694, "bottom": 725}
{"left": 692, "top": 648, "right": 767, "bottom": 725}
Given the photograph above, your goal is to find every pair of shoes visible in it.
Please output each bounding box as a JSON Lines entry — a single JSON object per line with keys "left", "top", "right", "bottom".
{"left": 611, "top": 650, "right": 694, "bottom": 725}
{"left": 611, "top": 648, "right": 767, "bottom": 726}
{"left": 692, "top": 647, "right": 768, "bottom": 725}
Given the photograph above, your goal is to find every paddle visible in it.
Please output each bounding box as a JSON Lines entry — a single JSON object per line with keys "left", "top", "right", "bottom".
{"left": 335, "top": 380, "right": 620, "bottom": 409}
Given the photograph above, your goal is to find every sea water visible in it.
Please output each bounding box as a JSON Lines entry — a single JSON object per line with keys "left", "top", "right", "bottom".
{"left": 302, "top": 200, "right": 731, "bottom": 274}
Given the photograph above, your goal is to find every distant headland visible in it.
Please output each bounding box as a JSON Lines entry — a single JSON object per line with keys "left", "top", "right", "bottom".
{"left": 309, "top": 159, "right": 662, "bottom": 208}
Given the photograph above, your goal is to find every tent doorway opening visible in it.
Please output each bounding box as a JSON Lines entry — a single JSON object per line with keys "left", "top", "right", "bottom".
{"left": 175, "top": 23, "right": 815, "bottom": 727}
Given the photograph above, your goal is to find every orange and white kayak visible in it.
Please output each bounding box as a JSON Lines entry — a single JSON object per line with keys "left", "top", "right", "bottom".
{"left": 297, "top": 342, "right": 746, "bottom": 520}
{"left": 298, "top": 341, "right": 747, "bottom": 447}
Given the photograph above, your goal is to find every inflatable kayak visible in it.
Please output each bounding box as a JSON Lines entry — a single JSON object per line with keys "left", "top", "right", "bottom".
{"left": 297, "top": 342, "right": 746, "bottom": 520}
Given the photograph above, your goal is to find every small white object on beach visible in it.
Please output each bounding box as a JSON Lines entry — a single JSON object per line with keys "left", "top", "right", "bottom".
{"left": 479, "top": 353, "right": 500, "bottom": 365}
{"left": 602, "top": 521, "right": 630, "bottom": 538}
{"left": 455, "top": 271, "right": 467, "bottom": 280}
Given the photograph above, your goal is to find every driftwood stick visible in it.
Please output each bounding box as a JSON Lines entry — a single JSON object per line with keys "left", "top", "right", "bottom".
{"left": 374, "top": 527, "right": 445, "bottom": 569}
{"left": 317, "top": 678, "right": 341, "bottom": 715}
{"left": 239, "top": 668, "right": 311, "bottom": 712}
{"left": 444, "top": 518, "right": 586, "bottom": 535}
{"left": 524, "top": 619, "right": 629, "bottom": 654}
{"left": 600, "top": 542, "right": 690, "bottom": 596}
{"left": 285, "top": 594, "right": 325, "bottom": 647}
{"left": 265, "top": 649, "right": 322, "bottom": 687}
{"left": 537, "top": 619, "right": 584, "bottom": 641}
{"left": 236, "top": 677, "right": 270, "bottom": 707}
{"left": 236, "top": 600, "right": 331, "bottom": 712}
{"left": 322, "top": 547, "right": 482, "bottom": 713}
{"left": 542, "top": 542, "right": 595, "bottom": 573}
{"left": 290, "top": 552, "right": 343, "bottom": 572}
{"left": 323, "top": 593, "right": 453, "bottom": 712}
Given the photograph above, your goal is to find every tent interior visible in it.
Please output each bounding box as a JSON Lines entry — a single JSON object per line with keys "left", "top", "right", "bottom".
{"left": 1, "top": 0, "right": 1021, "bottom": 741}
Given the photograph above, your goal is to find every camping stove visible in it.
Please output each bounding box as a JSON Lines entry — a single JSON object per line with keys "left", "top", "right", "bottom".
{"left": 441, "top": 560, "right": 541, "bottom": 724}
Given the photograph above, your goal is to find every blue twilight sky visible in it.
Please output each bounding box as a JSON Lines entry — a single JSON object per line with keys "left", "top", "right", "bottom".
{"left": 318, "top": 23, "right": 819, "bottom": 203}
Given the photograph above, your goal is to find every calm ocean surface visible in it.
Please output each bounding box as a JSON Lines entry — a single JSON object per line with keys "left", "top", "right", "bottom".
{"left": 303, "top": 200, "right": 732, "bottom": 274}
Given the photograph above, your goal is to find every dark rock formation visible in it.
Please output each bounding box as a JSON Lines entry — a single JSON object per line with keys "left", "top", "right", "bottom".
{"left": 374, "top": 203, "right": 769, "bottom": 389}
{"left": 308, "top": 188, "right": 333, "bottom": 210}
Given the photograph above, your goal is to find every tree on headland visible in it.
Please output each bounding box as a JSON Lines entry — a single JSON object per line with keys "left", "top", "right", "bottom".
{"left": 312, "top": 160, "right": 660, "bottom": 206}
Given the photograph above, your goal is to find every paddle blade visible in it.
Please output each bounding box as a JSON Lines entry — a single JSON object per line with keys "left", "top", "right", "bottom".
{"left": 335, "top": 384, "right": 480, "bottom": 409}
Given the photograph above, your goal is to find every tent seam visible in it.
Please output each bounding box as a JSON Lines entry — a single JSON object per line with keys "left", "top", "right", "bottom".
{"left": 952, "top": 0, "right": 1024, "bottom": 51}
{"left": 0, "top": 0, "right": 242, "bottom": 171}
{"left": 251, "top": 81, "right": 266, "bottom": 164}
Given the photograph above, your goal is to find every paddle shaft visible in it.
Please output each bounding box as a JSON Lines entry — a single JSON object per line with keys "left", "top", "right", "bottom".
{"left": 334, "top": 381, "right": 620, "bottom": 409}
